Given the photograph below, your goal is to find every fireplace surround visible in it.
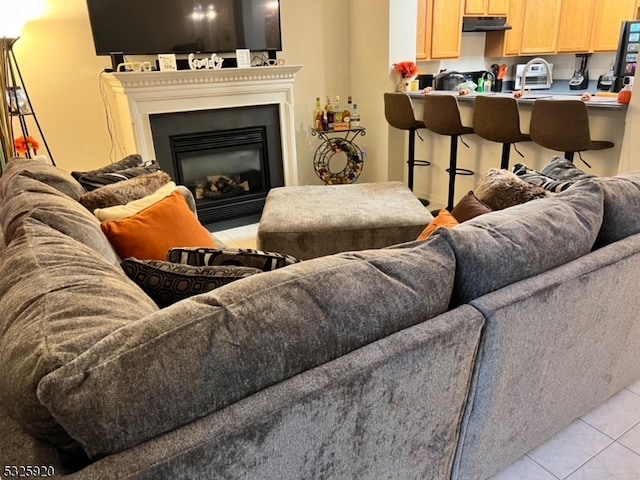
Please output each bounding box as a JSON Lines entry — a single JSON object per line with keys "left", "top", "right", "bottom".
{"left": 102, "top": 65, "right": 302, "bottom": 226}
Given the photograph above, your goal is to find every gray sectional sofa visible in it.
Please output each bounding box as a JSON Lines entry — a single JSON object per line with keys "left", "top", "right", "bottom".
{"left": 1, "top": 158, "right": 640, "bottom": 479}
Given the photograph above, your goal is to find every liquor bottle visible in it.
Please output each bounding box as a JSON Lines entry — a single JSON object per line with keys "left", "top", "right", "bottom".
{"left": 334, "top": 96, "right": 343, "bottom": 123}
{"left": 327, "top": 107, "right": 335, "bottom": 130}
{"left": 350, "top": 103, "right": 360, "bottom": 128}
{"left": 324, "top": 95, "right": 333, "bottom": 112}
{"left": 342, "top": 96, "right": 352, "bottom": 126}
{"left": 313, "top": 97, "right": 323, "bottom": 131}
{"left": 322, "top": 110, "right": 328, "bottom": 131}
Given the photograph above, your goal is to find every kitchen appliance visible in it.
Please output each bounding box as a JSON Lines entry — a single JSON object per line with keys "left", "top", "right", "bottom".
{"left": 515, "top": 63, "right": 553, "bottom": 90}
{"left": 462, "top": 16, "right": 512, "bottom": 32}
{"left": 597, "top": 64, "right": 615, "bottom": 91}
{"left": 569, "top": 54, "right": 590, "bottom": 90}
{"left": 612, "top": 20, "right": 640, "bottom": 92}
{"left": 434, "top": 71, "right": 466, "bottom": 90}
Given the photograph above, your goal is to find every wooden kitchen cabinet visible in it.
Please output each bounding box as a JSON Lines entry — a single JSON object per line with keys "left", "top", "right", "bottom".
{"left": 591, "top": 0, "right": 637, "bottom": 51}
{"left": 416, "top": 0, "right": 463, "bottom": 60}
{"left": 416, "top": 0, "right": 431, "bottom": 60}
{"left": 464, "top": 0, "right": 508, "bottom": 15}
{"left": 485, "top": 0, "right": 561, "bottom": 56}
{"left": 557, "top": 0, "right": 596, "bottom": 52}
{"left": 520, "top": 0, "right": 561, "bottom": 54}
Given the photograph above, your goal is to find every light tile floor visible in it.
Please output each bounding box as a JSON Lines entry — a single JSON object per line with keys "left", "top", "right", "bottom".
{"left": 212, "top": 222, "right": 640, "bottom": 480}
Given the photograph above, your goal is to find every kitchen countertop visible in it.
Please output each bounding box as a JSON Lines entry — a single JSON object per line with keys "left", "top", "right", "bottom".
{"left": 408, "top": 84, "right": 628, "bottom": 111}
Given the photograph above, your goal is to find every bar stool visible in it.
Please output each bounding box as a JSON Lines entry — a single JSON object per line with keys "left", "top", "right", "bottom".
{"left": 529, "top": 99, "right": 614, "bottom": 167}
{"left": 422, "top": 94, "right": 474, "bottom": 211}
{"left": 472, "top": 95, "right": 531, "bottom": 170}
{"left": 384, "top": 92, "right": 431, "bottom": 205}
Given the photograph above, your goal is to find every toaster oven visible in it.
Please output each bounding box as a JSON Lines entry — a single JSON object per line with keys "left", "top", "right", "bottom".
{"left": 515, "top": 63, "right": 553, "bottom": 90}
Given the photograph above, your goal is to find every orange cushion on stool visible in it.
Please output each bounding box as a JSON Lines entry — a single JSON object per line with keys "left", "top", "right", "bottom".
{"left": 101, "top": 190, "right": 215, "bottom": 260}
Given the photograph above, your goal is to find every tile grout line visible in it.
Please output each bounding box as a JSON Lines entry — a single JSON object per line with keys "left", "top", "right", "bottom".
{"left": 523, "top": 454, "right": 563, "bottom": 480}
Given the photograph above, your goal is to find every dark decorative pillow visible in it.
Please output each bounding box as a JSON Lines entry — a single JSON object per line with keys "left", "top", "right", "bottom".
{"left": 71, "top": 154, "right": 144, "bottom": 182}
{"left": 474, "top": 168, "right": 551, "bottom": 211}
{"left": 513, "top": 163, "right": 579, "bottom": 192}
{"left": 121, "top": 258, "right": 262, "bottom": 307}
{"left": 167, "top": 247, "right": 302, "bottom": 272}
{"left": 76, "top": 160, "right": 161, "bottom": 191}
{"left": 451, "top": 191, "right": 492, "bottom": 222}
{"left": 78, "top": 171, "right": 172, "bottom": 212}
{"left": 540, "top": 156, "right": 595, "bottom": 182}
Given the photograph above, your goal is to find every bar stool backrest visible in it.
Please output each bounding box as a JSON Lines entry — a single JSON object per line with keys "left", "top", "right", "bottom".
{"left": 530, "top": 100, "right": 592, "bottom": 153}
{"left": 473, "top": 95, "right": 529, "bottom": 144}
{"left": 384, "top": 92, "right": 424, "bottom": 130}
{"left": 422, "top": 94, "right": 470, "bottom": 136}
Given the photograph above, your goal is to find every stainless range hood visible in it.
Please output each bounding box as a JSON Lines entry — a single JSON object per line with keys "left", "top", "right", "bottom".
{"left": 462, "top": 16, "right": 512, "bottom": 32}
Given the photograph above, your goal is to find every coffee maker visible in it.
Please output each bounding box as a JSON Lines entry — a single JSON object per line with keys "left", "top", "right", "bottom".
{"left": 569, "top": 54, "right": 590, "bottom": 90}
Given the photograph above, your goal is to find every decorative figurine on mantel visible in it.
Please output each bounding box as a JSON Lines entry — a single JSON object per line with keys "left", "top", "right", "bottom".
{"left": 188, "top": 53, "right": 224, "bottom": 70}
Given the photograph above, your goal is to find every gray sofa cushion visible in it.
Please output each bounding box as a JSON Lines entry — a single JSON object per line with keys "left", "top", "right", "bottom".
{"left": 38, "top": 235, "right": 456, "bottom": 458}
{"left": 432, "top": 179, "right": 604, "bottom": 306}
{"left": 1, "top": 158, "right": 85, "bottom": 200}
{"left": 0, "top": 175, "right": 119, "bottom": 264}
{"left": 595, "top": 171, "right": 640, "bottom": 248}
{"left": 0, "top": 219, "right": 159, "bottom": 450}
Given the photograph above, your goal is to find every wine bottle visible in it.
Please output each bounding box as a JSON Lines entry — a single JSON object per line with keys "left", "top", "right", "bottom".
{"left": 313, "top": 97, "right": 323, "bottom": 131}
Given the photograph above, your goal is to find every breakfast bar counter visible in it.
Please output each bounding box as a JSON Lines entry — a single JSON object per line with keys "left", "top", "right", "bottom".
{"left": 401, "top": 90, "right": 628, "bottom": 208}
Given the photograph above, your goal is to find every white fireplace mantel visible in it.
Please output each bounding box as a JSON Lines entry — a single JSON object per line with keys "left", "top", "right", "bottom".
{"left": 102, "top": 65, "right": 303, "bottom": 185}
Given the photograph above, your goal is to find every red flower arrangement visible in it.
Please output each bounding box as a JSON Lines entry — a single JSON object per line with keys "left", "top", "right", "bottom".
{"left": 14, "top": 136, "right": 39, "bottom": 156}
{"left": 393, "top": 61, "right": 418, "bottom": 78}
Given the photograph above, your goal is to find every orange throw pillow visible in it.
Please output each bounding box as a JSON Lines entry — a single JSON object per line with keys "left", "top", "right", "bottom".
{"left": 101, "top": 190, "right": 215, "bottom": 260}
{"left": 417, "top": 209, "right": 459, "bottom": 240}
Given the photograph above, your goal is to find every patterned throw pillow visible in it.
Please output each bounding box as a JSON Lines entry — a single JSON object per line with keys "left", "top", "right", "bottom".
{"left": 76, "top": 160, "right": 162, "bottom": 191}
{"left": 121, "top": 258, "right": 262, "bottom": 307}
{"left": 167, "top": 247, "right": 301, "bottom": 272}
{"left": 513, "top": 163, "right": 579, "bottom": 193}
{"left": 71, "top": 154, "right": 144, "bottom": 182}
{"left": 78, "top": 171, "right": 172, "bottom": 212}
{"left": 540, "top": 156, "right": 595, "bottom": 182}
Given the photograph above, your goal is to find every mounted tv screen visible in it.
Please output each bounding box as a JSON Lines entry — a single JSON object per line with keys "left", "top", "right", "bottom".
{"left": 85, "top": 0, "right": 282, "bottom": 55}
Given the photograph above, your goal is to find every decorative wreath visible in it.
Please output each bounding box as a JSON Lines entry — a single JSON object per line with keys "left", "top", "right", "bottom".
{"left": 313, "top": 138, "right": 364, "bottom": 184}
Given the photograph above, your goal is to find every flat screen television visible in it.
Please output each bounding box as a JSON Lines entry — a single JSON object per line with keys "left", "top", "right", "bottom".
{"left": 85, "top": 0, "right": 282, "bottom": 56}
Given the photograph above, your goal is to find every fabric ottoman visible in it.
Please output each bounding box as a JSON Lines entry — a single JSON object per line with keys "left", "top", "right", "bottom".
{"left": 257, "top": 182, "right": 432, "bottom": 259}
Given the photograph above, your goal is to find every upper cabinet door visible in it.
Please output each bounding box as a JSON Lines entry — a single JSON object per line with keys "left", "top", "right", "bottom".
{"left": 465, "top": 0, "right": 488, "bottom": 15}
{"left": 591, "top": 0, "right": 637, "bottom": 51}
{"left": 520, "top": 0, "right": 562, "bottom": 54}
{"left": 487, "top": 0, "right": 509, "bottom": 15}
{"left": 416, "top": 0, "right": 462, "bottom": 60}
{"left": 431, "top": 0, "right": 464, "bottom": 58}
{"left": 557, "top": 0, "right": 596, "bottom": 52}
{"left": 464, "top": 0, "right": 507, "bottom": 15}
{"left": 416, "top": 0, "right": 431, "bottom": 60}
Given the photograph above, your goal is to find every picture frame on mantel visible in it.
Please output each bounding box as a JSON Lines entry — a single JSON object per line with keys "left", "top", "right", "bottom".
{"left": 236, "top": 49, "right": 251, "bottom": 68}
{"left": 158, "top": 54, "right": 177, "bottom": 72}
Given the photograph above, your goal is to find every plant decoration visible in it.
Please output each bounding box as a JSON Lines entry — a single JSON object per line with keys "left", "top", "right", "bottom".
{"left": 14, "top": 135, "right": 39, "bottom": 156}
{"left": 393, "top": 61, "right": 418, "bottom": 79}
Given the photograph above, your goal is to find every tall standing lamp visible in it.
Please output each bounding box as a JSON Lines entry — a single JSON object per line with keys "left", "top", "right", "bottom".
{"left": 0, "top": 0, "right": 53, "bottom": 171}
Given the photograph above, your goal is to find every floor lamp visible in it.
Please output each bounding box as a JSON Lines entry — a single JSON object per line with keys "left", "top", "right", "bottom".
{"left": 0, "top": 36, "right": 54, "bottom": 169}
